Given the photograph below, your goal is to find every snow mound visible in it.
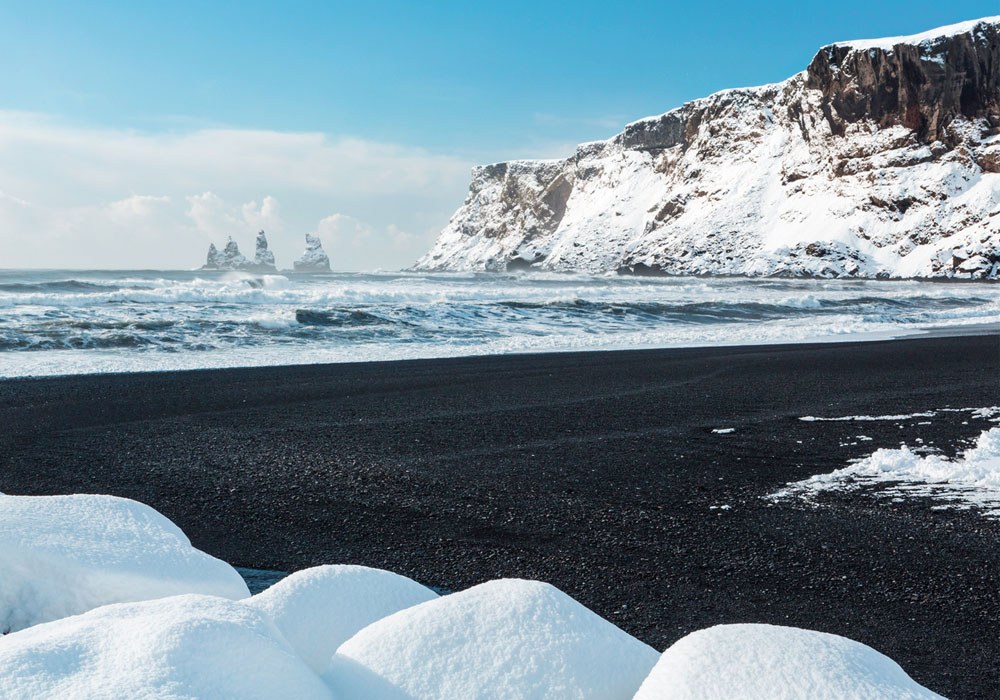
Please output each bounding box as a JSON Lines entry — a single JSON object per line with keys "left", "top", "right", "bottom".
{"left": 776, "top": 428, "right": 1000, "bottom": 517}
{"left": 245, "top": 564, "right": 437, "bottom": 673}
{"left": 0, "top": 594, "right": 333, "bottom": 700}
{"left": 633, "top": 623, "right": 942, "bottom": 699}
{"left": 326, "top": 578, "right": 658, "bottom": 699}
{"left": 0, "top": 494, "right": 249, "bottom": 633}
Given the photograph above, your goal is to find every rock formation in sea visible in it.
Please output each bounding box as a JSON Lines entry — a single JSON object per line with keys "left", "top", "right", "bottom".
{"left": 202, "top": 233, "right": 278, "bottom": 272}
{"left": 202, "top": 237, "right": 251, "bottom": 270}
{"left": 204, "top": 243, "right": 220, "bottom": 269}
{"left": 293, "top": 234, "right": 331, "bottom": 272}
{"left": 416, "top": 17, "right": 1000, "bottom": 279}
{"left": 253, "top": 230, "right": 277, "bottom": 272}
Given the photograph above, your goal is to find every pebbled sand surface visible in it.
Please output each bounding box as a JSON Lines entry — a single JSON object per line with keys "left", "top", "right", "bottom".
{"left": 2, "top": 334, "right": 998, "bottom": 698}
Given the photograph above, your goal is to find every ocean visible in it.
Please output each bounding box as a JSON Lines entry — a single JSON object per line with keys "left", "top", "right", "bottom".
{"left": 0, "top": 269, "right": 997, "bottom": 378}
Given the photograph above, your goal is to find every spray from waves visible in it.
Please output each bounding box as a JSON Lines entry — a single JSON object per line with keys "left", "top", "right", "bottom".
{"left": 0, "top": 269, "right": 997, "bottom": 377}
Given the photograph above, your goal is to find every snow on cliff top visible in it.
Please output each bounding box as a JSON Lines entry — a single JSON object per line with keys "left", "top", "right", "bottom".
{"left": 527, "top": 16, "right": 1000, "bottom": 146}
{"left": 833, "top": 16, "right": 1000, "bottom": 51}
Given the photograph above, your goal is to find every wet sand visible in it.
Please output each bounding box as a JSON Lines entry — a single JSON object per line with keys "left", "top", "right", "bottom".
{"left": 2, "top": 333, "right": 999, "bottom": 698}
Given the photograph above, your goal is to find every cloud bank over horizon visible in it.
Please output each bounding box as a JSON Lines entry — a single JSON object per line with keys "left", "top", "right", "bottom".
{"left": 0, "top": 112, "right": 474, "bottom": 270}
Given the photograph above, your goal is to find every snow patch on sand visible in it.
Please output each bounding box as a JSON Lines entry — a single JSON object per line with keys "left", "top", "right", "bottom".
{"left": 775, "top": 428, "right": 1000, "bottom": 517}
{"left": 799, "top": 406, "right": 1000, "bottom": 422}
{"left": 800, "top": 411, "right": 938, "bottom": 422}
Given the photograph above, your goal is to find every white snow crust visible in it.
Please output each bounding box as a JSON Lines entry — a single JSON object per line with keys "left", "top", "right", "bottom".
{"left": 245, "top": 564, "right": 437, "bottom": 673}
{"left": 326, "top": 578, "right": 660, "bottom": 699}
{"left": 0, "top": 494, "right": 947, "bottom": 698}
{"left": 0, "top": 494, "right": 249, "bottom": 633}
{"left": 834, "top": 16, "right": 1000, "bottom": 51}
{"left": 777, "top": 428, "right": 1000, "bottom": 517}
{"left": 633, "top": 623, "right": 942, "bottom": 699}
{"left": 0, "top": 594, "right": 333, "bottom": 700}
{"left": 800, "top": 406, "right": 1000, "bottom": 422}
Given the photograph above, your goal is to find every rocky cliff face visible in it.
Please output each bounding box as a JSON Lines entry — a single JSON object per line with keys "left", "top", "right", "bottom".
{"left": 417, "top": 17, "right": 1000, "bottom": 278}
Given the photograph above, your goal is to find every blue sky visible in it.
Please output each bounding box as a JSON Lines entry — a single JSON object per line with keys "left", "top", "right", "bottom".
{"left": 0, "top": 1, "right": 998, "bottom": 268}
{"left": 5, "top": 0, "right": 999, "bottom": 157}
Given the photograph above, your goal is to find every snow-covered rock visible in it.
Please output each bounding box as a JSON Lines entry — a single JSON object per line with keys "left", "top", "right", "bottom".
{"left": 294, "top": 234, "right": 331, "bottom": 272}
{"left": 245, "top": 564, "right": 437, "bottom": 674}
{"left": 632, "top": 623, "right": 942, "bottom": 699}
{"left": 0, "top": 595, "right": 333, "bottom": 700}
{"left": 253, "top": 230, "right": 277, "bottom": 272}
{"left": 417, "top": 17, "right": 1000, "bottom": 279}
{"left": 202, "top": 236, "right": 251, "bottom": 270}
{"left": 326, "top": 578, "right": 659, "bottom": 699}
{"left": 0, "top": 494, "right": 249, "bottom": 633}
{"left": 203, "top": 242, "right": 220, "bottom": 268}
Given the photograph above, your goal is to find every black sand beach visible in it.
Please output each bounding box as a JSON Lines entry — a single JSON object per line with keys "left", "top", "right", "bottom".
{"left": 2, "top": 334, "right": 999, "bottom": 698}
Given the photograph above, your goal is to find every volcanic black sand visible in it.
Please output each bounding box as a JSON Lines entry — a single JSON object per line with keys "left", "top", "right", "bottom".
{"left": 2, "top": 334, "right": 999, "bottom": 698}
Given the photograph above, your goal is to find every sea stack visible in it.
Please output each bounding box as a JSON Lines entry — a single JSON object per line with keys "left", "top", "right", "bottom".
{"left": 293, "top": 234, "right": 331, "bottom": 272}
{"left": 202, "top": 238, "right": 250, "bottom": 270}
{"left": 218, "top": 237, "right": 248, "bottom": 269}
{"left": 201, "top": 234, "right": 276, "bottom": 271}
{"left": 204, "top": 243, "right": 220, "bottom": 269}
{"left": 252, "top": 230, "right": 277, "bottom": 272}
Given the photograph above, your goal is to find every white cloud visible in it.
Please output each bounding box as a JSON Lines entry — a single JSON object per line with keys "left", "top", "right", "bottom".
{"left": 313, "top": 213, "right": 433, "bottom": 270}
{"left": 0, "top": 112, "right": 474, "bottom": 270}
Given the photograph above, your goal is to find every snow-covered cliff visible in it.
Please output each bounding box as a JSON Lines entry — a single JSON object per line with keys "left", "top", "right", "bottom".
{"left": 417, "top": 17, "right": 1000, "bottom": 279}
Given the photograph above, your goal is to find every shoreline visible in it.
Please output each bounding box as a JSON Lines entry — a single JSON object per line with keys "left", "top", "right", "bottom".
{"left": 2, "top": 333, "right": 999, "bottom": 698}
{"left": 2, "top": 320, "right": 998, "bottom": 382}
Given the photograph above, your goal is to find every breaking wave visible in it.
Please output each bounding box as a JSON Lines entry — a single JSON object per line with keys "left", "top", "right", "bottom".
{"left": 0, "top": 269, "right": 997, "bottom": 377}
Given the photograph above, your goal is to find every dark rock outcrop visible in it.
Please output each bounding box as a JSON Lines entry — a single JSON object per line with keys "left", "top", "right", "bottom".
{"left": 806, "top": 24, "right": 1000, "bottom": 142}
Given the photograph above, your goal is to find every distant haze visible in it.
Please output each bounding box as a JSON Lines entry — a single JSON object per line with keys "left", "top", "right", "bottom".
{"left": 0, "top": 113, "right": 472, "bottom": 270}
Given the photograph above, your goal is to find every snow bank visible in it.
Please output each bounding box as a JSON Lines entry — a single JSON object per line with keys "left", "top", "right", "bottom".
{"left": 0, "top": 594, "right": 333, "bottom": 700}
{"left": 326, "top": 578, "right": 659, "bottom": 699}
{"left": 0, "top": 494, "right": 249, "bottom": 633}
{"left": 245, "top": 564, "right": 437, "bottom": 673}
{"left": 633, "top": 623, "right": 942, "bottom": 699}
{"left": 777, "top": 428, "right": 1000, "bottom": 517}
